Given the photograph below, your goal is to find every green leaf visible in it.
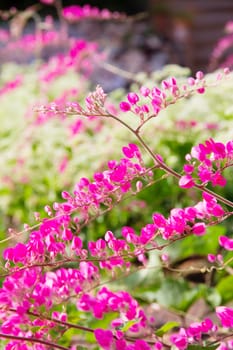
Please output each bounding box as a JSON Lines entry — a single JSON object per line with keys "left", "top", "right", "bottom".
{"left": 167, "top": 225, "right": 226, "bottom": 261}
{"left": 155, "top": 321, "right": 180, "bottom": 337}
{"left": 121, "top": 319, "right": 140, "bottom": 332}
{"left": 154, "top": 278, "right": 202, "bottom": 311}
{"left": 216, "top": 275, "right": 233, "bottom": 303}
{"left": 205, "top": 287, "right": 221, "bottom": 307}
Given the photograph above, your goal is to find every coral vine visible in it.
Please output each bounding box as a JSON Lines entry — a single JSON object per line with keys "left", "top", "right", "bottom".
{"left": 0, "top": 1, "right": 233, "bottom": 349}
{"left": 1, "top": 67, "right": 233, "bottom": 349}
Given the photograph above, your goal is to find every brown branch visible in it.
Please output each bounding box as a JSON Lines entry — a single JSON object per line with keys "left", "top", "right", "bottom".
{"left": 0, "top": 333, "right": 69, "bottom": 350}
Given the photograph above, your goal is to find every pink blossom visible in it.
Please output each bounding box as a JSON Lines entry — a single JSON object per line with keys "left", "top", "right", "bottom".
{"left": 197, "top": 87, "right": 205, "bottom": 94}
{"left": 201, "top": 318, "right": 214, "bottom": 332}
{"left": 62, "top": 5, "right": 125, "bottom": 22}
{"left": 134, "top": 339, "right": 151, "bottom": 350}
{"left": 183, "top": 164, "right": 194, "bottom": 174}
{"left": 94, "top": 328, "right": 114, "bottom": 349}
{"left": 141, "top": 104, "right": 150, "bottom": 113}
{"left": 196, "top": 71, "right": 204, "bottom": 80}
{"left": 211, "top": 171, "right": 227, "bottom": 187}
{"left": 161, "top": 80, "right": 170, "bottom": 89}
{"left": 154, "top": 341, "right": 163, "bottom": 350}
{"left": 120, "top": 101, "right": 131, "bottom": 112}
{"left": 127, "top": 92, "right": 139, "bottom": 105}
{"left": 188, "top": 77, "right": 195, "bottom": 86}
{"left": 198, "top": 165, "right": 212, "bottom": 183}
{"left": 122, "top": 144, "right": 140, "bottom": 159}
{"left": 208, "top": 254, "right": 216, "bottom": 263}
{"left": 121, "top": 226, "right": 139, "bottom": 244}
{"left": 4, "top": 243, "right": 27, "bottom": 263}
{"left": 216, "top": 306, "right": 233, "bottom": 327}
{"left": 192, "top": 222, "right": 206, "bottom": 236}
{"left": 216, "top": 343, "right": 229, "bottom": 350}
{"left": 58, "top": 156, "right": 68, "bottom": 173}
{"left": 170, "top": 329, "right": 188, "bottom": 350}
{"left": 0, "top": 76, "right": 23, "bottom": 96}
{"left": 179, "top": 175, "right": 195, "bottom": 188}
{"left": 219, "top": 235, "right": 233, "bottom": 250}
{"left": 140, "top": 86, "right": 150, "bottom": 96}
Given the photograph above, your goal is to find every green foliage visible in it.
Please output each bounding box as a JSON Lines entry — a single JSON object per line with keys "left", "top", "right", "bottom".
{"left": 217, "top": 275, "right": 233, "bottom": 303}
{"left": 155, "top": 321, "right": 180, "bottom": 337}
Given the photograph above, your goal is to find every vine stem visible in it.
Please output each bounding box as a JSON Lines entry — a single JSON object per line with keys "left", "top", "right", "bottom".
{"left": 0, "top": 333, "right": 69, "bottom": 350}
{"left": 107, "top": 113, "right": 233, "bottom": 208}
{"left": 4, "top": 308, "right": 168, "bottom": 347}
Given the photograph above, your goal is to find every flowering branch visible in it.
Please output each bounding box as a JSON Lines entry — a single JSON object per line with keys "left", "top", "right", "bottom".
{"left": 0, "top": 333, "right": 69, "bottom": 350}
{"left": 1, "top": 59, "right": 233, "bottom": 349}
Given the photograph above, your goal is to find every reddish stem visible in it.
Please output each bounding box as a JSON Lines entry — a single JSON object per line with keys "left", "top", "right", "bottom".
{"left": 0, "top": 333, "right": 69, "bottom": 350}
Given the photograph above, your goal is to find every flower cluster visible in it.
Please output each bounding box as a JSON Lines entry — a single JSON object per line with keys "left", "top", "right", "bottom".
{"left": 0, "top": 29, "right": 62, "bottom": 64}
{"left": 179, "top": 138, "right": 233, "bottom": 189}
{"left": 2, "top": 143, "right": 151, "bottom": 268}
{"left": 0, "top": 76, "right": 23, "bottom": 97}
{"left": 1, "top": 147, "right": 230, "bottom": 349}
{"left": 216, "top": 306, "right": 233, "bottom": 328}
{"left": 152, "top": 191, "right": 225, "bottom": 240}
{"left": 119, "top": 69, "right": 231, "bottom": 128}
{"left": 1, "top": 5, "right": 233, "bottom": 346}
{"left": 36, "top": 85, "right": 108, "bottom": 118}
{"left": 2, "top": 68, "right": 233, "bottom": 346}
{"left": 0, "top": 265, "right": 148, "bottom": 349}
{"left": 171, "top": 318, "right": 216, "bottom": 350}
{"left": 62, "top": 5, "right": 126, "bottom": 23}
{"left": 119, "top": 72, "right": 207, "bottom": 121}
{"left": 38, "top": 39, "right": 99, "bottom": 83}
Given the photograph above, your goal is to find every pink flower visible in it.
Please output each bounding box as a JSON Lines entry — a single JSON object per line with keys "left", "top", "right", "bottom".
{"left": 216, "top": 342, "right": 229, "bottom": 350}
{"left": 4, "top": 243, "right": 27, "bottom": 263}
{"left": 94, "top": 328, "right": 114, "bottom": 349}
{"left": 127, "top": 92, "right": 139, "bottom": 105}
{"left": 197, "top": 87, "right": 205, "bottom": 94}
{"left": 198, "top": 165, "right": 212, "bottom": 183}
{"left": 140, "top": 86, "right": 150, "bottom": 96}
{"left": 216, "top": 306, "right": 233, "bottom": 327}
{"left": 211, "top": 172, "right": 227, "bottom": 187}
{"left": 122, "top": 144, "right": 140, "bottom": 159}
{"left": 170, "top": 329, "right": 188, "bottom": 350}
{"left": 208, "top": 254, "right": 216, "bottom": 263}
{"left": 183, "top": 164, "right": 194, "bottom": 174}
{"left": 179, "top": 175, "right": 195, "bottom": 188}
{"left": 196, "top": 71, "right": 204, "bottom": 80}
{"left": 110, "top": 164, "right": 127, "bottom": 182}
{"left": 154, "top": 341, "right": 163, "bottom": 350}
{"left": 188, "top": 77, "right": 195, "bottom": 86}
{"left": 119, "top": 101, "right": 131, "bottom": 112}
{"left": 134, "top": 339, "right": 151, "bottom": 350}
{"left": 192, "top": 222, "right": 206, "bottom": 236}
{"left": 219, "top": 236, "right": 233, "bottom": 251}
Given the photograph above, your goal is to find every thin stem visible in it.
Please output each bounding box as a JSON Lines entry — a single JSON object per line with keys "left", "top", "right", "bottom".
{"left": 0, "top": 333, "right": 69, "bottom": 350}
{"left": 95, "top": 60, "right": 144, "bottom": 84}
{"left": 28, "top": 309, "right": 95, "bottom": 334}
{"left": 209, "top": 332, "right": 233, "bottom": 346}
{"left": 107, "top": 113, "right": 233, "bottom": 208}
{"left": 5, "top": 308, "right": 165, "bottom": 347}
{"left": 0, "top": 163, "right": 157, "bottom": 246}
